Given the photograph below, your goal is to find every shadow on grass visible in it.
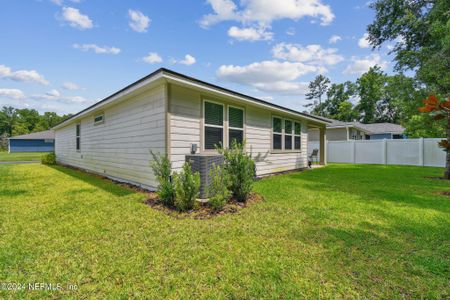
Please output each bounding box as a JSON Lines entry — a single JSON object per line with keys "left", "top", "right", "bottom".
{"left": 48, "top": 165, "right": 135, "bottom": 197}
{"left": 291, "top": 164, "right": 450, "bottom": 214}
{"left": 0, "top": 189, "right": 28, "bottom": 198}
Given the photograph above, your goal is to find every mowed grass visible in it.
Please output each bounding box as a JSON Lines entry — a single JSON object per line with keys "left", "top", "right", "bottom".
{"left": 0, "top": 152, "right": 48, "bottom": 162}
{"left": 0, "top": 164, "right": 448, "bottom": 299}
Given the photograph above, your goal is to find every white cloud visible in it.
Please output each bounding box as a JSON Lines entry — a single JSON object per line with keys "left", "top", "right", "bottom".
{"left": 343, "top": 54, "right": 389, "bottom": 75}
{"left": 228, "top": 26, "right": 273, "bottom": 41}
{"left": 200, "top": 0, "right": 334, "bottom": 29}
{"left": 178, "top": 54, "right": 196, "bottom": 66}
{"left": 0, "top": 88, "right": 25, "bottom": 99}
{"left": 73, "top": 44, "right": 121, "bottom": 55}
{"left": 142, "top": 52, "right": 162, "bottom": 64}
{"left": 328, "top": 35, "right": 341, "bottom": 44}
{"left": 272, "top": 43, "right": 344, "bottom": 67}
{"left": 51, "top": 0, "right": 81, "bottom": 5}
{"left": 217, "top": 60, "right": 317, "bottom": 95}
{"left": 61, "top": 7, "right": 93, "bottom": 30}
{"left": 32, "top": 89, "right": 89, "bottom": 103}
{"left": 286, "top": 27, "right": 296, "bottom": 36}
{"left": 0, "top": 64, "right": 49, "bottom": 85}
{"left": 128, "top": 9, "right": 150, "bottom": 33}
{"left": 51, "top": 0, "right": 63, "bottom": 5}
{"left": 358, "top": 33, "right": 370, "bottom": 48}
{"left": 62, "top": 81, "right": 82, "bottom": 90}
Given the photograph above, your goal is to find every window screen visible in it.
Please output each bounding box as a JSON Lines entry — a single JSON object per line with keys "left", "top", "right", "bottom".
{"left": 204, "top": 101, "right": 224, "bottom": 150}
{"left": 272, "top": 117, "right": 282, "bottom": 150}
{"left": 229, "top": 107, "right": 243, "bottom": 128}
{"left": 294, "top": 122, "right": 301, "bottom": 150}
{"left": 228, "top": 107, "right": 244, "bottom": 146}
{"left": 205, "top": 102, "right": 223, "bottom": 126}
{"left": 76, "top": 124, "right": 81, "bottom": 151}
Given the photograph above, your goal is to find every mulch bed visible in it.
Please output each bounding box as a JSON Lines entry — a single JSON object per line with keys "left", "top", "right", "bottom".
{"left": 441, "top": 191, "right": 450, "bottom": 197}
{"left": 144, "top": 192, "right": 264, "bottom": 219}
{"left": 425, "top": 176, "right": 450, "bottom": 181}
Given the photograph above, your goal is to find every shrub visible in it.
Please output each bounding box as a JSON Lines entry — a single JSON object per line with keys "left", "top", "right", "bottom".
{"left": 174, "top": 162, "right": 200, "bottom": 211}
{"left": 207, "top": 164, "right": 231, "bottom": 211}
{"left": 41, "top": 152, "right": 56, "bottom": 165}
{"left": 150, "top": 151, "right": 175, "bottom": 206}
{"left": 217, "top": 140, "right": 256, "bottom": 202}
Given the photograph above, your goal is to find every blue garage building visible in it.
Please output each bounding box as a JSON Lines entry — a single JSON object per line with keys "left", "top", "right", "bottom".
{"left": 8, "top": 130, "right": 55, "bottom": 152}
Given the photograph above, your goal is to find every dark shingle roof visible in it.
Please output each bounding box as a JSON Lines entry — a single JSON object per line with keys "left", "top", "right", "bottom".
{"left": 312, "top": 116, "right": 405, "bottom": 135}
{"left": 9, "top": 130, "right": 55, "bottom": 140}
{"left": 356, "top": 123, "right": 405, "bottom": 134}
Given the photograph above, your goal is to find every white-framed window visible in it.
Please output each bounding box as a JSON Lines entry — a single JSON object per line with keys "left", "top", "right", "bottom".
{"left": 204, "top": 100, "right": 224, "bottom": 150}
{"left": 228, "top": 106, "right": 244, "bottom": 147}
{"left": 284, "top": 119, "right": 293, "bottom": 150}
{"left": 272, "top": 116, "right": 282, "bottom": 150}
{"left": 76, "top": 123, "right": 81, "bottom": 151}
{"left": 94, "top": 113, "right": 104, "bottom": 125}
{"left": 294, "top": 122, "right": 301, "bottom": 150}
{"left": 272, "top": 117, "right": 302, "bottom": 152}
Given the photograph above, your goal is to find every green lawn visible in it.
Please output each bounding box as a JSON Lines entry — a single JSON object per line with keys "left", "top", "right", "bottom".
{"left": 0, "top": 152, "right": 48, "bottom": 162}
{"left": 0, "top": 164, "right": 448, "bottom": 299}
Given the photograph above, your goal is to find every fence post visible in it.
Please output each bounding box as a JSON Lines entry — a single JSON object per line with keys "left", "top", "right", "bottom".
{"left": 352, "top": 140, "right": 356, "bottom": 163}
{"left": 419, "top": 137, "right": 424, "bottom": 166}
{"left": 383, "top": 139, "right": 387, "bottom": 165}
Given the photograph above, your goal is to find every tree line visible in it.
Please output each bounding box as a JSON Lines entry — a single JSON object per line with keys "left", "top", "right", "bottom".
{"left": 304, "top": 67, "right": 445, "bottom": 138}
{"left": 0, "top": 107, "right": 71, "bottom": 150}
{"left": 306, "top": 0, "right": 448, "bottom": 140}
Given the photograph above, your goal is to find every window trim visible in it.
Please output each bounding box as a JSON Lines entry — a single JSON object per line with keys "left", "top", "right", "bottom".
{"left": 294, "top": 121, "right": 302, "bottom": 150}
{"left": 203, "top": 99, "right": 225, "bottom": 151}
{"left": 76, "top": 123, "right": 81, "bottom": 152}
{"left": 227, "top": 105, "right": 245, "bottom": 147}
{"left": 271, "top": 115, "right": 303, "bottom": 153}
{"left": 271, "top": 116, "right": 283, "bottom": 151}
{"left": 94, "top": 113, "right": 105, "bottom": 125}
{"left": 284, "top": 119, "right": 293, "bottom": 150}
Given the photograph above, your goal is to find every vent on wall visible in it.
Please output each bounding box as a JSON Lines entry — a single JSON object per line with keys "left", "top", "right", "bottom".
{"left": 185, "top": 153, "right": 224, "bottom": 198}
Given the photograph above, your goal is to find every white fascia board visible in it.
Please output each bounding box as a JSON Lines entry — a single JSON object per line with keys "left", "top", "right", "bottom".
{"left": 163, "top": 74, "right": 328, "bottom": 125}
{"left": 53, "top": 72, "right": 165, "bottom": 130}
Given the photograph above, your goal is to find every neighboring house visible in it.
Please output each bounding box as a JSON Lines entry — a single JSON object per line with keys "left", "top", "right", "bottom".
{"left": 8, "top": 130, "right": 55, "bottom": 153}
{"left": 309, "top": 117, "right": 405, "bottom": 142}
{"left": 53, "top": 68, "right": 329, "bottom": 190}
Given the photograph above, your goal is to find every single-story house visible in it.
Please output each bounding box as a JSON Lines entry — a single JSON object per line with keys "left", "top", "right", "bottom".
{"left": 53, "top": 68, "right": 329, "bottom": 190}
{"left": 8, "top": 130, "right": 55, "bottom": 153}
{"left": 309, "top": 117, "right": 405, "bottom": 142}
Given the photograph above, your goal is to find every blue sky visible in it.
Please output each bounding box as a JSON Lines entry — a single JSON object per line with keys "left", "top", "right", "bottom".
{"left": 0, "top": 0, "right": 395, "bottom": 115}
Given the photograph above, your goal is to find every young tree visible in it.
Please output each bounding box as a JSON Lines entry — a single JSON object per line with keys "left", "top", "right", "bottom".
{"left": 305, "top": 75, "right": 330, "bottom": 116}
{"left": 0, "top": 106, "right": 16, "bottom": 136}
{"left": 325, "top": 81, "right": 356, "bottom": 120}
{"left": 355, "top": 66, "right": 386, "bottom": 123}
{"left": 419, "top": 95, "right": 450, "bottom": 179}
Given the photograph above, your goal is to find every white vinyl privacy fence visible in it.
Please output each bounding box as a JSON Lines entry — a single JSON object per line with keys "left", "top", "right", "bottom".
{"left": 308, "top": 138, "right": 446, "bottom": 167}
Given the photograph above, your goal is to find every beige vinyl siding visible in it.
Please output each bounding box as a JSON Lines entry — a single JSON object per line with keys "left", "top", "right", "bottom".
{"left": 309, "top": 127, "right": 349, "bottom": 141}
{"left": 55, "top": 85, "right": 166, "bottom": 189}
{"left": 169, "top": 84, "right": 201, "bottom": 171}
{"left": 246, "top": 106, "right": 308, "bottom": 175}
{"left": 169, "top": 84, "right": 309, "bottom": 175}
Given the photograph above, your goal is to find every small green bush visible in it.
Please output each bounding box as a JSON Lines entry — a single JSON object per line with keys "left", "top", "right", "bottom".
{"left": 217, "top": 140, "right": 256, "bottom": 202}
{"left": 174, "top": 162, "right": 200, "bottom": 211}
{"left": 207, "top": 164, "right": 232, "bottom": 211}
{"left": 150, "top": 151, "right": 175, "bottom": 206}
{"left": 41, "top": 152, "right": 56, "bottom": 165}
